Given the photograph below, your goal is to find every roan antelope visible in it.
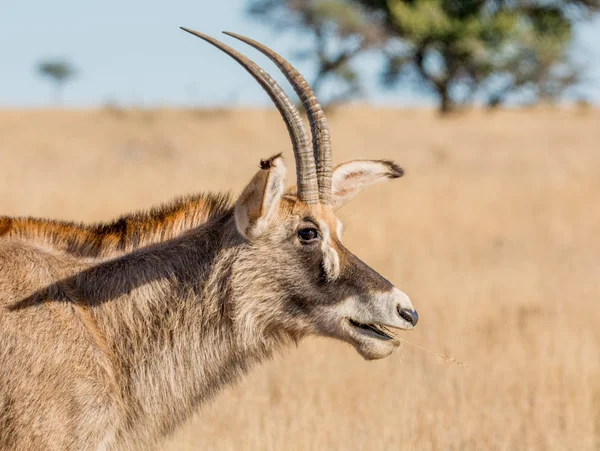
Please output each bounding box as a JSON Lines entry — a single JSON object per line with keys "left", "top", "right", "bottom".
{"left": 0, "top": 29, "right": 418, "bottom": 450}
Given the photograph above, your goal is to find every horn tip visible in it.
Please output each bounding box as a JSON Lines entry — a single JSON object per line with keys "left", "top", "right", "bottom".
{"left": 222, "top": 31, "right": 239, "bottom": 39}
{"left": 180, "top": 27, "right": 197, "bottom": 36}
{"left": 180, "top": 27, "right": 210, "bottom": 42}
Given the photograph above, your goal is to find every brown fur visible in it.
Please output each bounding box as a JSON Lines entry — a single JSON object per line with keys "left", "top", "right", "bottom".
{"left": 1, "top": 200, "right": 276, "bottom": 450}
{"left": 0, "top": 193, "right": 231, "bottom": 259}
{"left": 0, "top": 157, "right": 414, "bottom": 450}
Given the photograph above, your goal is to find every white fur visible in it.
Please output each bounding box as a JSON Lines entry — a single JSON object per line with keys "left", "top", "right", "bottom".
{"left": 331, "top": 160, "right": 398, "bottom": 210}
{"left": 391, "top": 287, "right": 414, "bottom": 312}
{"left": 338, "top": 287, "right": 415, "bottom": 330}
{"left": 318, "top": 221, "right": 340, "bottom": 281}
{"left": 336, "top": 219, "right": 344, "bottom": 241}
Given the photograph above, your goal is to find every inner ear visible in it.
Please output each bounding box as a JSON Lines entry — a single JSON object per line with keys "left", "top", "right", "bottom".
{"left": 331, "top": 160, "right": 403, "bottom": 210}
{"left": 235, "top": 154, "right": 286, "bottom": 240}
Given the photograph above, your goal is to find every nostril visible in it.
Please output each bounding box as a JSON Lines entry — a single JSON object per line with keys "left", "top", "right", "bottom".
{"left": 398, "top": 307, "right": 419, "bottom": 326}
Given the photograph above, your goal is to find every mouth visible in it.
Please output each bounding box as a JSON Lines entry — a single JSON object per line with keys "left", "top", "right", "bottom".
{"left": 347, "top": 318, "right": 395, "bottom": 341}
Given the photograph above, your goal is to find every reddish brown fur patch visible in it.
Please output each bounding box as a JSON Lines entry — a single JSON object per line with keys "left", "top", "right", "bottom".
{"left": 333, "top": 187, "right": 353, "bottom": 198}
{"left": 0, "top": 218, "right": 11, "bottom": 237}
{"left": 0, "top": 193, "right": 232, "bottom": 258}
{"left": 285, "top": 200, "right": 341, "bottom": 241}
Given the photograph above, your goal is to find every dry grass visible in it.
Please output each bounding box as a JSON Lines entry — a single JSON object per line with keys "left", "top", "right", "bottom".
{"left": 1, "top": 106, "right": 598, "bottom": 450}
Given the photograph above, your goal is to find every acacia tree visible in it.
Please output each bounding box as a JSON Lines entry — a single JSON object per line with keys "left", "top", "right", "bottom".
{"left": 361, "top": 0, "right": 596, "bottom": 113}
{"left": 37, "top": 60, "right": 76, "bottom": 105}
{"left": 247, "top": 0, "right": 387, "bottom": 106}
{"left": 249, "top": 0, "right": 599, "bottom": 113}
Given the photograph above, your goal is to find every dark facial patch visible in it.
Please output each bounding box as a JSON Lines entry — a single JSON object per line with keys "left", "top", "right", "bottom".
{"left": 279, "top": 230, "right": 393, "bottom": 314}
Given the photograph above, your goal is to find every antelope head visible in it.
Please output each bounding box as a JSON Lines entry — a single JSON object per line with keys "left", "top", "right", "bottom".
{"left": 183, "top": 29, "right": 418, "bottom": 360}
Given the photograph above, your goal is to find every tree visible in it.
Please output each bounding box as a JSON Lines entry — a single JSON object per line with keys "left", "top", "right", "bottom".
{"left": 37, "top": 60, "right": 76, "bottom": 105}
{"left": 360, "top": 0, "right": 597, "bottom": 113}
{"left": 247, "top": 0, "right": 387, "bottom": 107}
{"left": 249, "top": 0, "right": 599, "bottom": 114}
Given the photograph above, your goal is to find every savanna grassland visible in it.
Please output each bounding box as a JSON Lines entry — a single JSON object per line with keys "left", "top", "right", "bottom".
{"left": 0, "top": 107, "right": 598, "bottom": 450}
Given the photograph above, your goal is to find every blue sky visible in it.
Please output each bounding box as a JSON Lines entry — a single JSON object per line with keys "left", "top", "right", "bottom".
{"left": 2, "top": 0, "right": 599, "bottom": 108}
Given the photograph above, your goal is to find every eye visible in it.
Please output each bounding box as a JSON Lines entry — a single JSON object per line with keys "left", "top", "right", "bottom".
{"left": 297, "top": 227, "right": 320, "bottom": 243}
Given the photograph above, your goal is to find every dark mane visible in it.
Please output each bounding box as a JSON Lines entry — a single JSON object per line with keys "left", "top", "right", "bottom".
{"left": 0, "top": 192, "right": 233, "bottom": 258}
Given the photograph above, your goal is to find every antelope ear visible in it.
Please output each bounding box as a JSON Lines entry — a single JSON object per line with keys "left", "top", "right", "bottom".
{"left": 235, "top": 154, "right": 286, "bottom": 240}
{"left": 331, "top": 160, "right": 404, "bottom": 210}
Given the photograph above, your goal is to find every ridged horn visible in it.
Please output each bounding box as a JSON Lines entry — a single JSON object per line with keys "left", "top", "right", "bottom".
{"left": 180, "top": 27, "right": 319, "bottom": 204}
{"left": 223, "top": 31, "right": 333, "bottom": 205}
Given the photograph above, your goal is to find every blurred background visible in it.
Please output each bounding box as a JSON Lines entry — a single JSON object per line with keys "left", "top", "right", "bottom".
{"left": 2, "top": 1, "right": 600, "bottom": 450}
{"left": 3, "top": 0, "right": 600, "bottom": 110}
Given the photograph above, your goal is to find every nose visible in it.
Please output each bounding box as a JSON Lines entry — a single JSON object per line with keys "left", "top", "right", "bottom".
{"left": 398, "top": 307, "right": 419, "bottom": 327}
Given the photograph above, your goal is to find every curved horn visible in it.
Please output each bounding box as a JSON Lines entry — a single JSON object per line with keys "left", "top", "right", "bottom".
{"left": 223, "top": 31, "right": 333, "bottom": 205}
{"left": 180, "top": 27, "right": 319, "bottom": 204}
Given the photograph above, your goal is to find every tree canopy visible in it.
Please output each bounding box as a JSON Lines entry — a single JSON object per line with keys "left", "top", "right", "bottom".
{"left": 37, "top": 60, "right": 76, "bottom": 105}
{"left": 247, "top": 0, "right": 386, "bottom": 106}
{"left": 248, "top": 0, "right": 599, "bottom": 113}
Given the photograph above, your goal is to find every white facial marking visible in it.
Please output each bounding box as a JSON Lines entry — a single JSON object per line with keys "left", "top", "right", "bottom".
{"left": 319, "top": 221, "right": 340, "bottom": 281}
{"left": 336, "top": 218, "right": 344, "bottom": 241}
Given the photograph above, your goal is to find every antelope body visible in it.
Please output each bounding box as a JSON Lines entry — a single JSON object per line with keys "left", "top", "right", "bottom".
{"left": 0, "top": 29, "right": 418, "bottom": 450}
